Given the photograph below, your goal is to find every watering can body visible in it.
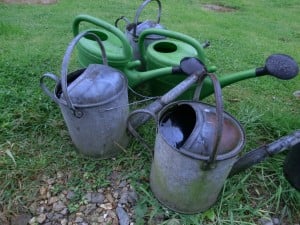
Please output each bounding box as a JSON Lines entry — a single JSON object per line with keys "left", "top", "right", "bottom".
{"left": 73, "top": 15, "right": 133, "bottom": 70}
{"left": 138, "top": 28, "right": 207, "bottom": 98}
{"left": 115, "top": 0, "right": 165, "bottom": 62}
{"left": 149, "top": 100, "right": 245, "bottom": 213}
{"left": 40, "top": 32, "right": 129, "bottom": 158}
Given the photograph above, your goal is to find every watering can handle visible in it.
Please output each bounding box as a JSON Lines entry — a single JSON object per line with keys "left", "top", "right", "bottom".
{"left": 139, "top": 28, "right": 206, "bottom": 64}
{"left": 133, "top": 0, "right": 162, "bottom": 38}
{"left": 40, "top": 73, "right": 61, "bottom": 105}
{"left": 114, "top": 16, "right": 131, "bottom": 28}
{"left": 60, "top": 31, "right": 108, "bottom": 115}
{"left": 73, "top": 14, "right": 133, "bottom": 61}
{"left": 127, "top": 109, "right": 158, "bottom": 152}
{"left": 179, "top": 73, "right": 224, "bottom": 166}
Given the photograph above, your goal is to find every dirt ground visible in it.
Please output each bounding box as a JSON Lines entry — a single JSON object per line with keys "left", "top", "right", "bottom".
{"left": 0, "top": 0, "right": 57, "bottom": 4}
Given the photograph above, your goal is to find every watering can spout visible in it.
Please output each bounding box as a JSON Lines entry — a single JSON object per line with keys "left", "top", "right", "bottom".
{"left": 256, "top": 54, "right": 299, "bottom": 80}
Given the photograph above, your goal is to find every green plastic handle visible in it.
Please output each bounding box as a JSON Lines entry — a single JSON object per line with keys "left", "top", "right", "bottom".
{"left": 138, "top": 28, "right": 206, "bottom": 64}
{"left": 73, "top": 14, "right": 133, "bottom": 61}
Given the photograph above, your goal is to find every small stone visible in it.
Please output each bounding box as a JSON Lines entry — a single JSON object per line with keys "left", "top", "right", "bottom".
{"left": 128, "top": 190, "right": 138, "bottom": 205}
{"left": 37, "top": 206, "right": 45, "bottom": 214}
{"left": 57, "top": 171, "right": 64, "bottom": 179}
{"left": 272, "top": 218, "right": 280, "bottom": 225}
{"left": 10, "top": 214, "right": 32, "bottom": 225}
{"left": 36, "top": 214, "right": 47, "bottom": 223}
{"left": 29, "top": 202, "right": 38, "bottom": 214}
{"left": 53, "top": 201, "right": 66, "bottom": 212}
{"left": 116, "top": 207, "right": 129, "bottom": 225}
{"left": 106, "top": 193, "right": 114, "bottom": 203}
{"left": 118, "top": 192, "right": 128, "bottom": 205}
{"left": 61, "top": 218, "right": 68, "bottom": 225}
{"left": 60, "top": 208, "right": 69, "bottom": 215}
{"left": 83, "top": 204, "right": 97, "bottom": 215}
{"left": 92, "top": 192, "right": 105, "bottom": 204}
{"left": 100, "top": 203, "right": 113, "bottom": 210}
{"left": 75, "top": 217, "right": 83, "bottom": 223}
{"left": 85, "top": 192, "right": 105, "bottom": 204}
{"left": 49, "top": 196, "right": 59, "bottom": 204}
{"left": 28, "top": 217, "right": 36, "bottom": 225}
{"left": 66, "top": 191, "right": 75, "bottom": 200}
{"left": 52, "top": 213, "right": 63, "bottom": 220}
{"left": 119, "top": 180, "right": 127, "bottom": 188}
{"left": 47, "top": 178, "right": 55, "bottom": 185}
{"left": 39, "top": 186, "right": 47, "bottom": 196}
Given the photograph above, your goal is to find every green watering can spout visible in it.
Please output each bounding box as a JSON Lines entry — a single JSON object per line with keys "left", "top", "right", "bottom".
{"left": 125, "top": 54, "right": 299, "bottom": 98}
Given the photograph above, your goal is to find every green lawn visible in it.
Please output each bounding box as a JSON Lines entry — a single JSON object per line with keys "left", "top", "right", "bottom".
{"left": 0, "top": 0, "right": 299, "bottom": 224}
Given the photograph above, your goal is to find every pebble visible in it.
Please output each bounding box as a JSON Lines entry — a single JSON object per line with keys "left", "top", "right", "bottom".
{"left": 116, "top": 207, "right": 130, "bottom": 225}
{"left": 27, "top": 171, "right": 137, "bottom": 224}
{"left": 37, "top": 213, "right": 47, "bottom": 223}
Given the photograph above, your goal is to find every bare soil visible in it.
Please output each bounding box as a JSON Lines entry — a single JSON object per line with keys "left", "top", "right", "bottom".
{"left": 0, "top": 0, "right": 57, "bottom": 4}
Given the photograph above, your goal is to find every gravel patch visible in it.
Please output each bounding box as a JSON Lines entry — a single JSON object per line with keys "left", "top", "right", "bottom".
{"left": 16, "top": 171, "right": 138, "bottom": 225}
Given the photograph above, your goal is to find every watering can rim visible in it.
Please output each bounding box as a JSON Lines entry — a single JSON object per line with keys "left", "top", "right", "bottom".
{"left": 157, "top": 100, "right": 245, "bottom": 161}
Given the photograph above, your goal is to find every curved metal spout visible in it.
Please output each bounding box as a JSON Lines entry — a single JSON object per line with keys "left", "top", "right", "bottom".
{"left": 229, "top": 130, "right": 300, "bottom": 177}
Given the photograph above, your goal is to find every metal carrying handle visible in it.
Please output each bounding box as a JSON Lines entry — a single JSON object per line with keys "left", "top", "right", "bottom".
{"left": 61, "top": 31, "right": 108, "bottom": 117}
{"left": 73, "top": 14, "right": 133, "bottom": 61}
{"left": 133, "top": 0, "right": 162, "bottom": 38}
{"left": 138, "top": 28, "right": 206, "bottom": 65}
{"left": 127, "top": 109, "right": 158, "bottom": 152}
{"left": 114, "top": 16, "right": 131, "bottom": 28}
{"left": 179, "top": 73, "right": 224, "bottom": 165}
{"left": 40, "top": 73, "right": 61, "bottom": 105}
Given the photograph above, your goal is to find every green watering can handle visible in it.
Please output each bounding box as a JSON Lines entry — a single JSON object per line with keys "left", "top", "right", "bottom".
{"left": 73, "top": 14, "right": 133, "bottom": 61}
{"left": 139, "top": 28, "right": 206, "bottom": 64}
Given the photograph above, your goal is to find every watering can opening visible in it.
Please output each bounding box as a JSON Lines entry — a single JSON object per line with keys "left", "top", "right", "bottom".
{"left": 153, "top": 42, "right": 177, "bottom": 53}
{"left": 159, "top": 104, "right": 196, "bottom": 149}
{"left": 55, "top": 69, "right": 85, "bottom": 101}
{"left": 158, "top": 102, "right": 245, "bottom": 160}
{"left": 84, "top": 31, "right": 108, "bottom": 41}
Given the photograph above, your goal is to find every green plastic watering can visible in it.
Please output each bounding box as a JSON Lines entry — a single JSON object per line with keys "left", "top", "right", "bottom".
{"left": 73, "top": 14, "right": 133, "bottom": 70}
{"left": 137, "top": 28, "right": 208, "bottom": 97}
{"left": 124, "top": 53, "right": 298, "bottom": 99}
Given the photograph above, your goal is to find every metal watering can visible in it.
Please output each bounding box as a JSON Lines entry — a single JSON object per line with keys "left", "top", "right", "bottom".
{"left": 127, "top": 57, "right": 300, "bottom": 213}
{"left": 72, "top": 14, "right": 133, "bottom": 70}
{"left": 128, "top": 66, "right": 245, "bottom": 213}
{"left": 115, "top": 0, "right": 165, "bottom": 62}
{"left": 40, "top": 31, "right": 129, "bottom": 158}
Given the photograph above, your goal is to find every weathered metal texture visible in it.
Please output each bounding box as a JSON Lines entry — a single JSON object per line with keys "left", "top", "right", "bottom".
{"left": 148, "top": 73, "right": 245, "bottom": 213}
{"left": 40, "top": 31, "right": 129, "bottom": 158}
{"left": 150, "top": 100, "right": 245, "bottom": 213}
{"left": 115, "top": 0, "right": 165, "bottom": 61}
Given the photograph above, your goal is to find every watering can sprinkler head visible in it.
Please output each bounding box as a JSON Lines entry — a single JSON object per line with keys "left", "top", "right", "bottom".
{"left": 256, "top": 54, "right": 299, "bottom": 80}
{"left": 172, "top": 57, "right": 207, "bottom": 76}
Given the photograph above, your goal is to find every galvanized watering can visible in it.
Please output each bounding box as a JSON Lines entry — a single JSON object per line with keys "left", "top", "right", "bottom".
{"left": 73, "top": 14, "right": 133, "bottom": 70}
{"left": 115, "top": 0, "right": 165, "bottom": 62}
{"left": 40, "top": 31, "right": 129, "bottom": 158}
{"left": 127, "top": 57, "right": 300, "bottom": 213}
{"left": 128, "top": 69, "right": 245, "bottom": 213}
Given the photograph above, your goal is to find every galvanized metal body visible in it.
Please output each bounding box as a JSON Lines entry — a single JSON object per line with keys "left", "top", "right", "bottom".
{"left": 150, "top": 134, "right": 237, "bottom": 213}
{"left": 115, "top": 0, "right": 165, "bottom": 61}
{"left": 40, "top": 31, "right": 129, "bottom": 158}
{"left": 149, "top": 99, "right": 245, "bottom": 213}
{"left": 58, "top": 67, "right": 129, "bottom": 158}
